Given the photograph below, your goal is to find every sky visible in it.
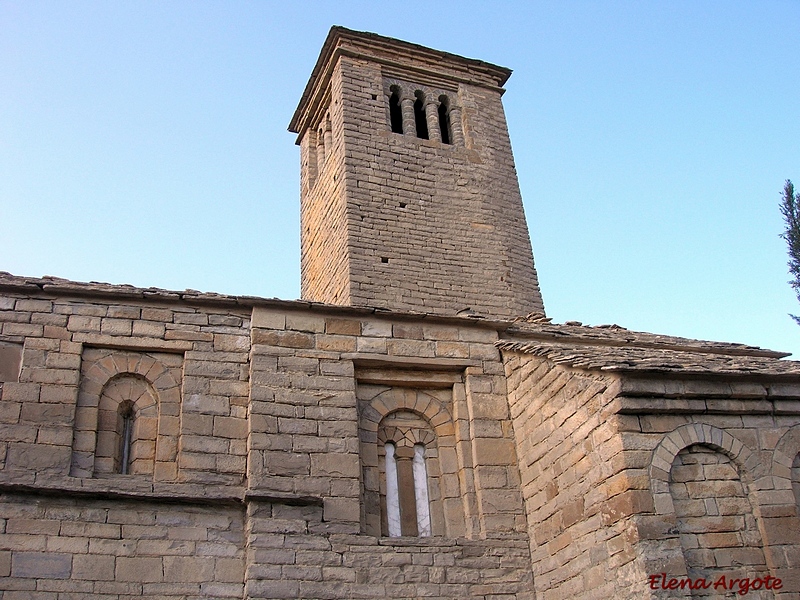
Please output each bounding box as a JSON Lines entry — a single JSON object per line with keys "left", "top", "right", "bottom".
{"left": 2, "top": 1, "right": 800, "bottom": 357}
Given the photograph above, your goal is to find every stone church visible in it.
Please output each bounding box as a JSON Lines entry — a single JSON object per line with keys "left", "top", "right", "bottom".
{"left": 1, "top": 26, "right": 800, "bottom": 600}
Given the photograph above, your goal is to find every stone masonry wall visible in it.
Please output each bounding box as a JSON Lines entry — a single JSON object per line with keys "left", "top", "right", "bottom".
{"left": 244, "top": 306, "right": 534, "bottom": 598}
{"left": 336, "top": 53, "right": 544, "bottom": 318}
{"left": 503, "top": 353, "right": 655, "bottom": 600}
{"left": 0, "top": 493, "right": 245, "bottom": 600}
{"left": 504, "top": 349, "right": 800, "bottom": 600}
{"left": 299, "top": 60, "right": 351, "bottom": 307}
{"left": 0, "top": 284, "right": 536, "bottom": 599}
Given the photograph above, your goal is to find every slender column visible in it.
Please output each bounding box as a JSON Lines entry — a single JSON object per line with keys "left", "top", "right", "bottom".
{"left": 316, "top": 127, "right": 326, "bottom": 169}
{"left": 448, "top": 106, "right": 465, "bottom": 146}
{"left": 424, "top": 101, "right": 441, "bottom": 142}
{"left": 385, "top": 443, "right": 401, "bottom": 537}
{"left": 400, "top": 97, "right": 416, "bottom": 137}
{"left": 395, "top": 445, "right": 418, "bottom": 535}
{"left": 322, "top": 117, "right": 333, "bottom": 157}
{"left": 412, "top": 444, "right": 431, "bottom": 536}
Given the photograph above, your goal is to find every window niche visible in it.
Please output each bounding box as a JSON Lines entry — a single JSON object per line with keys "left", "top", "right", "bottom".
{"left": 70, "top": 348, "right": 182, "bottom": 481}
{"left": 438, "top": 95, "right": 452, "bottom": 145}
{"left": 388, "top": 86, "right": 403, "bottom": 134}
{"left": 93, "top": 376, "right": 157, "bottom": 476}
{"left": 413, "top": 91, "right": 429, "bottom": 140}
{"left": 358, "top": 381, "right": 464, "bottom": 539}
{"left": 379, "top": 410, "right": 436, "bottom": 537}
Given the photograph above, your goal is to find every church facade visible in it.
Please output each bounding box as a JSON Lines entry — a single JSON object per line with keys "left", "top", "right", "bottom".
{"left": 1, "top": 27, "right": 799, "bottom": 599}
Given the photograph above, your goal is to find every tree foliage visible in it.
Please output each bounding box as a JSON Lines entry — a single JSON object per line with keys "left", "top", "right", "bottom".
{"left": 780, "top": 180, "right": 800, "bottom": 325}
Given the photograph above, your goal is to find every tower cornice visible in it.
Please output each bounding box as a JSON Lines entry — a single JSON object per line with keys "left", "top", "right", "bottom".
{"left": 288, "top": 26, "right": 512, "bottom": 139}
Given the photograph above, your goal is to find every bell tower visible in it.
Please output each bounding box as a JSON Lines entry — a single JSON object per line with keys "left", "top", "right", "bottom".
{"left": 289, "top": 27, "right": 545, "bottom": 318}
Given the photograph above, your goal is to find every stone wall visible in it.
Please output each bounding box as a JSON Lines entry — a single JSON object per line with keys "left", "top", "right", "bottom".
{"left": 293, "top": 28, "right": 545, "bottom": 319}
{"left": 503, "top": 353, "right": 647, "bottom": 600}
{"left": 1, "top": 493, "right": 245, "bottom": 599}
{"left": 503, "top": 349, "right": 800, "bottom": 599}
{"left": 298, "top": 58, "right": 351, "bottom": 307}
{"left": 0, "top": 281, "right": 536, "bottom": 599}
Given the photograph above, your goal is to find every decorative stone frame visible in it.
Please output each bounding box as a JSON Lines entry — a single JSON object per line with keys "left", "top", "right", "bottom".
{"left": 359, "top": 385, "right": 463, "bottom": 538}
{"left": 649, "top": 423, "right": 758, "bottom": 516}
{"left": 773, "top": 425, "right": 800, "bottom": 513}
{"left": 70, "top": 348, "right": 182, "bottom": 481}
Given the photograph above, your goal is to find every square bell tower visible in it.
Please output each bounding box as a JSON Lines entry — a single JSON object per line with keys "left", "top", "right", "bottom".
{"left": 289, "top": 27, "right": 545, "bottom": 319}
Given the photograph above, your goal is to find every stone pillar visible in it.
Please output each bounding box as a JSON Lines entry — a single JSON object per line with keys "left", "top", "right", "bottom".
{"left": 322, "top": 116, "right": 333, "bottom": 157}
{"left": 448, "top": 106, "right": 464, "bottom": 146}
{"left": 395, "top": 446, "right": 419, "bottom": 536}
{"left": 316, "top": 127, "right": 326, "bottom": 169}
{"left": 424, "top": 100, "right": 441, "bottom": 142}
{"left": 400, "top": 97, "right": 416, "bottom": 137}
{"left": 302, "top": 130, "right": 318, "bottom": 193}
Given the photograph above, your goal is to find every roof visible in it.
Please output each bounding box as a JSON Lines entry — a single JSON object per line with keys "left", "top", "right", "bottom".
{"left": 0, "top": 272, "right": 505, "bottom": 329}
{"left": 4, "top": 273, "right": 796, "bottom": 377}
{"left": 497, "top": 313, "right": 800, "bottom": 378}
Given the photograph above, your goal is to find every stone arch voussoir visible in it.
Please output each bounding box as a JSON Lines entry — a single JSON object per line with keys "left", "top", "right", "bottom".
{"left": 650, "top": 423, "right": 756, "bottom": 516}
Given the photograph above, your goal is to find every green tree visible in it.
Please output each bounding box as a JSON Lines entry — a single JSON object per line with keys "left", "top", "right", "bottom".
{"left": 780, "top": 180, "right": 800, "bottom": 325}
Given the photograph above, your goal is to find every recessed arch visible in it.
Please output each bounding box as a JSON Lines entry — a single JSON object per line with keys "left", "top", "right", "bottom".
{"left": 70, "top": 348, "right": 182, "bottom": 481}
{"left": 358, "top": 386, "right": 463, "bottom": 538}
{"left": 649, "top": 424, "right": 757, "bottom": 515}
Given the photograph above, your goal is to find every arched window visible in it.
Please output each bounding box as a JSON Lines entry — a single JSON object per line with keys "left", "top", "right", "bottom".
{"left": 412, "top": 443, "right": 431, "bottom": 536}
{"left": 413, "top": 91, "right": 429, "bottom": 140}
{"left": 118, "top": 401, "right": 134, "bottom": 475}
{"left": 91, "top": 374, "right": 158, "bottom": 477}
{"left": 383, "top": 439, "right": 432, "bottom": 537}
{"left": 377, "top": 410, "right": 436, "bottom": 537}
{"left": 438, "top": 95, "right": 451, "bottom": 145}
{"left": 389, "top": 87, "right": 403, "bottom": 134}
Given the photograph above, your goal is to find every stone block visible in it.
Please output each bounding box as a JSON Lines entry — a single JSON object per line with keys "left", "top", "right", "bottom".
{"left": 72, "top": 554, "right": 115, "bottom": 580}
{"left": 323, "top": 497, "right": 360, "bottom": 523}
{"left": 11, "top": 552, "right": 72, "bottom": 579}
{"left": 116, "top": 556, "right": 163, "bottom": 582}
{"left": 325, "top": 318, "right": 360, "bottom": 335}
{"left": 252, "top": 309, "right": 286, "bottom": 330}
{"left": 163, "top": 556, "right": 216, "bottom": 582}
{"left": 6, "top": 443, "right": 70, "bottom": 470}
{"left": 311, "top": 453, "right": 360, "bottom": 478}
{"left": 361, "top": 321, "right": 392, "bottom": 337}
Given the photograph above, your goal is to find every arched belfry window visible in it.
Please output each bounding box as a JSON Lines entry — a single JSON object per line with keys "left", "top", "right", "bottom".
{"left": 438, "top": 95, "right": 451, "bottom": 145}
{"left": 413, "top": 91, "right": 429, "bottom": 140}
{"left": 388, "top": 86, "right": 403, "bottom": 134}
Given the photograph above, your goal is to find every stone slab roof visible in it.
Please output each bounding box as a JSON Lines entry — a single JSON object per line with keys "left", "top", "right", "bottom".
{"left": 0, "top": 272, "right": 503, "bottom": 328}
{"left": 497, "top": 314, "right": 800, "bottom": 378}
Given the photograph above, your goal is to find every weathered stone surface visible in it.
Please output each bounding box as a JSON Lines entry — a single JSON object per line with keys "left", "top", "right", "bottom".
{"left": 0, "top": 25, "right": 799, "bottom": 600}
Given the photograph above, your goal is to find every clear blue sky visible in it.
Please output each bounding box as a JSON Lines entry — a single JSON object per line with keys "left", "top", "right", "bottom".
{"left": 2, "top": 1, "right": 800, "bottom": 356}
